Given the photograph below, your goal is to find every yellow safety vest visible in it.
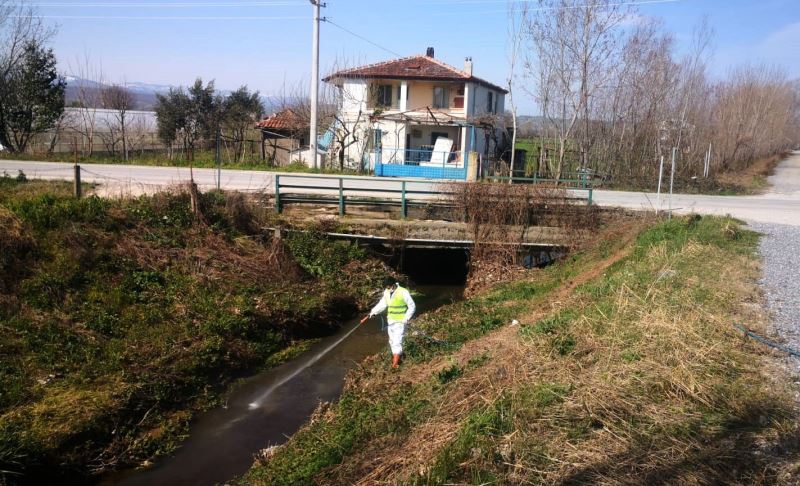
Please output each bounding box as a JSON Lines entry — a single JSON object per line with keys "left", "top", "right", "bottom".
{"left": 384, "top": 285, "right": 409, "bottom": 322}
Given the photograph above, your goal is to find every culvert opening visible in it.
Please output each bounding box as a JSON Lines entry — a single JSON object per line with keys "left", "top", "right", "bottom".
{"left": 387, "top": 247, "right": 470, "bottom": 285}
{"left": 377, "top": 245, "right": 567, "bottom": 287}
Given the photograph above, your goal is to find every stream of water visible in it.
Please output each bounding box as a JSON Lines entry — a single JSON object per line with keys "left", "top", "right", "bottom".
{"left": 105, "top": 284, "right": 462, "bottom": 486}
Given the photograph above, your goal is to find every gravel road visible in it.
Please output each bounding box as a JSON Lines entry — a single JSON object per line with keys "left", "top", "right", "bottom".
{"left": 748, "top": 153, "right": 800, "bottom": 368}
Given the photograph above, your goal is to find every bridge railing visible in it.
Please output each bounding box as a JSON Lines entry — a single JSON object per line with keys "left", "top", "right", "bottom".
{"left": 483, "top": 176, "right": 594, "bottom": 205}
{"left": 274, "top": 174, "right": 453, "bottom": 218}
{"left": 274, "top": 174, "right": 594, "bottom": 218}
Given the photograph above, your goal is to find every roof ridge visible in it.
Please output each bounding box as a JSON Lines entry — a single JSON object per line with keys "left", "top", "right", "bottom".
{"left": 323, "top": 54, "right": 508, "bottom": 93}
{"left": 421, "top": 55, "right": 470, "bottom": 78}
{"left": 326, "top": 54, "right": 420, "bottom": 77}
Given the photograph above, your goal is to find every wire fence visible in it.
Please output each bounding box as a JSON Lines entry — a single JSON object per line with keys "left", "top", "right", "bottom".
{"left": 19, "top": 127, "right": 306, "bottom": 170}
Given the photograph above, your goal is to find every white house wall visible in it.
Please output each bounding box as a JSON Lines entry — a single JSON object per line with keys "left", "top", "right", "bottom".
{"left": 334, "top": 78, "right": 507, "bottom": 167}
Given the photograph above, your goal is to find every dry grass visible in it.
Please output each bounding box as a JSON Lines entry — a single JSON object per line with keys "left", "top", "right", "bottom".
{"left": 441, "top": 181, "right": 599, "bottom": 296}
{"left": 241, "top": 215, "right": 800, "bottom": 486}
{"left": 716, "top": 153, "right": 784, "bottom": 194}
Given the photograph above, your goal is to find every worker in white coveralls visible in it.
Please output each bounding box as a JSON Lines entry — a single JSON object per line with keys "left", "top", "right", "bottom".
{"left": 360, "top": 278, "right": 416, "bottom": 368}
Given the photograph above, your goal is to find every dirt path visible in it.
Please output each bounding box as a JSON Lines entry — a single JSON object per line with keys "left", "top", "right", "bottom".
{"left": 765, "top": 152, "right": 800, "bottom": 196}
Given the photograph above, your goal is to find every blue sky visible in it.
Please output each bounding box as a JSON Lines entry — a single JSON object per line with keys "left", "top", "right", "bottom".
{"left": 43, "top": 0, "right": 800, "bottom": 115}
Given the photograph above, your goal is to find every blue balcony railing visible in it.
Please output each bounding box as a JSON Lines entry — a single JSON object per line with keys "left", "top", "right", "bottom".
{"left": 374, "top": 147, "right": 467, "bottom": 180}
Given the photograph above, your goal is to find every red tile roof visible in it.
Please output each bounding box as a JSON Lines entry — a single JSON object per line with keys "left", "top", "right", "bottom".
{"left": 256, "top": 109, "right": 307, "bottom": 131}
{"left": 323, "top": 55, "right": 508, "bottom": 94}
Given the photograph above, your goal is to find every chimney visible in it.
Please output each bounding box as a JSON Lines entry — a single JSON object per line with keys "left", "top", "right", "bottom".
{"left": 426, "top": 47, "right": 435, "bottom": 58}
{"left": 464, "top": 56, "right": 473, "bottom": 75}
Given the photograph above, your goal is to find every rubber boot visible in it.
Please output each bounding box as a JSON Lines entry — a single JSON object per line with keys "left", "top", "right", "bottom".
{"left": 392, "top": 353, "right": 401, "bottom": 369}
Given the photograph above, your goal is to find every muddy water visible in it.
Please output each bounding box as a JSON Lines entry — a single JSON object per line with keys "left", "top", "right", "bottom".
{"left": 107, "top": 284, "right": 462, "bottom": 486}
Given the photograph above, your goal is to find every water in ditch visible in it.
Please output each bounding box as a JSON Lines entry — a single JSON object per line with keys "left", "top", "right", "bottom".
{"left": 105, "top": 282, "right": 462, "bottom": 486}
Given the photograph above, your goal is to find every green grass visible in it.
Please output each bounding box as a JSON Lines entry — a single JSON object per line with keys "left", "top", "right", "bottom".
{"left": 0, "top": 179, "right": 388, "bottom": 483}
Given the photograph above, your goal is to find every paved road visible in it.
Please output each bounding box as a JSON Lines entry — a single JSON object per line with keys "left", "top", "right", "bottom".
{"left": 2, "top": 152, "right": 799, "bottom": 225}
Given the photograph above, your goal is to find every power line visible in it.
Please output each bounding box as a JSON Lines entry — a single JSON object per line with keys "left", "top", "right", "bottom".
{"left": 422, "top": 0, "right": 679, "bottom": 13}
{"left": 15, "top": 15, "right": 306, "bottom": 20}
{"left": 27, "top": 1, "right": 304, "bottom": 6}
{"left": 323, "top": 19, "right": 402, "bottom": 58}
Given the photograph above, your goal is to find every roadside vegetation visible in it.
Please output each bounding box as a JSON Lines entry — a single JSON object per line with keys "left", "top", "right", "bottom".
{"left": 0, "top": 177, "right": 388, "bottom": 483}
{"left": 240, "top": 215, "right": 800, "bottom": 485}
{"left": 514, "top": 138, "right": 785, "bottom": 195}
{"left": 507, "top": 2, "right": 799, "bottom": 189}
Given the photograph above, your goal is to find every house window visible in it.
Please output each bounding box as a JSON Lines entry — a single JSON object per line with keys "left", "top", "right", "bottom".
{"left": 375, "top": 84, "right": 394, "bottom": 108}
{"left": 433, "top": 86, "right": 449, "bottom": 109}
{"left": 486, "top": 92, "right": 494, "bottom": 113}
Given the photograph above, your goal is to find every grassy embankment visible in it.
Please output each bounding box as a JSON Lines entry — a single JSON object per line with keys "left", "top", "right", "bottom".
{"left": 0, "top": 150, "right": 357, "bottom": 175}
{"left": 240, "top": 215, "right": 800, "bottom": 485}
{"left": 515, "top": 138, "right": 783, "bottom": 195}
{"left": 0, "top": 177, "right": 388, "bottom": 483}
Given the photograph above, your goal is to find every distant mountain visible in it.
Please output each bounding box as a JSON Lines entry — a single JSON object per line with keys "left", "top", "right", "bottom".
{"left": 64, "top": 76, "right": 173, "bottom": 110}
{"left": 65, "top": 76, "right": 283, "bottom": 114}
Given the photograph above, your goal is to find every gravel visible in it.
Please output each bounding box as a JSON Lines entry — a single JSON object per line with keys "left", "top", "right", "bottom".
{"left": 749, "top": 221, "right": 800, "bottom": 368}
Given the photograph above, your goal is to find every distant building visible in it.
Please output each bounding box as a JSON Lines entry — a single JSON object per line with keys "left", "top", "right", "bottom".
{"left": 31, "top": 107, "right": 159, "bottom": 155}
{"left": 256, "top": 109, "right": 314, "bottom": 166}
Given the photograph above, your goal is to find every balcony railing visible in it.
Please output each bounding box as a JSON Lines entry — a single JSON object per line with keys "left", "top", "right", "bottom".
{"left": 380, "top": 147, "right": 462, "bottom": 167}
{"left": 374, "top": 147, "right": 467, "bottom": 180}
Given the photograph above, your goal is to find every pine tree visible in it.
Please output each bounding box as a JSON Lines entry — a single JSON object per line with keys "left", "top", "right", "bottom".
{"left": 0, "top": 42, "right": 65, "bottom": 153}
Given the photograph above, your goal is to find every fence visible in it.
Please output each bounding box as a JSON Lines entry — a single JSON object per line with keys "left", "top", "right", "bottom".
{"left": 274, "top": 174, "right": 454, "bottom": 218}
{"left": 374, "top": 147, "right": 468, "bottom": 180}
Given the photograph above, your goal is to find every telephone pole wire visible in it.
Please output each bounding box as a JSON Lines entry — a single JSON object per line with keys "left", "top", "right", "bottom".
{"left": 309, "top": 0, "right": 324, "bottom": 170}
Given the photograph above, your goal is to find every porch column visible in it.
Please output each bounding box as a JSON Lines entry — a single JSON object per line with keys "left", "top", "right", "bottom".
{"left": 460, "top": 126, "right": 468, "bottom": 156}
{"left": 399, "top": 81, "right": 408, "bottom": 111}
{"left": 463, "top": 83, "right": 471, "bottom": 117}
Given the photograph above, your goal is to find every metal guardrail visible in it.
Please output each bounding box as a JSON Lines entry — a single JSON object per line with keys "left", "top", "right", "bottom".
{"left": 274, "top": 174, "right": 453, "bottom": 218}
{"left": 274, "top": 174, "right": 595, "bottom": 217}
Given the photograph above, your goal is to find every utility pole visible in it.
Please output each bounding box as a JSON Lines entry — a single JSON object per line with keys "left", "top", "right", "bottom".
{"left": 309, "top": 1, "right": 324, "bottom": 170}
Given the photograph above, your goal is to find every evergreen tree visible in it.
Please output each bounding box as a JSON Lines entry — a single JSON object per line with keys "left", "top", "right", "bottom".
{"left": 222, "top": 86, "right": 263, "bottom": 162}
{"left": 0, "top": 42, "right": 65, "bottom": 153}
{"left": 154, "top": 78, "right": 219, "bottom": 161}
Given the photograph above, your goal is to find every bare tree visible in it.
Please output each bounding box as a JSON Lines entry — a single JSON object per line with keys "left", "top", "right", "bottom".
{"left": 69, "top": 52, "right": 104, "bottom": 156}
{"left": 507, "top": 1, "right": 525, "bottom": 179}
{"left": 0, "top": 2, "right": 59, "bottom": 153}
{"left": 101, "top": 83, "right": 134, "bottom": 160}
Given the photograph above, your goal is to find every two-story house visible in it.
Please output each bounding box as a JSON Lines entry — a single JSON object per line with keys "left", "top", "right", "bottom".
{"left": 323, "top": 48, "right": 507, "bottom": 179}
